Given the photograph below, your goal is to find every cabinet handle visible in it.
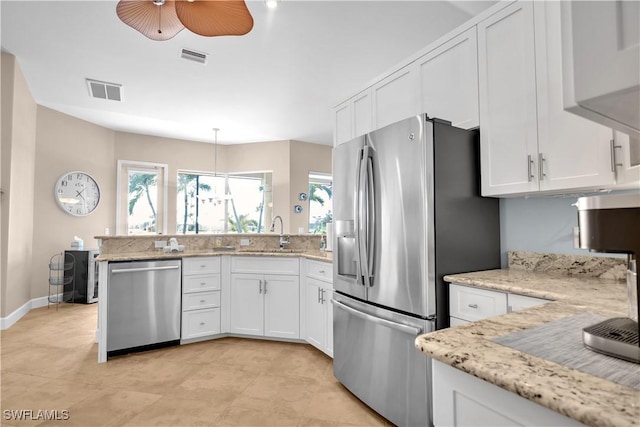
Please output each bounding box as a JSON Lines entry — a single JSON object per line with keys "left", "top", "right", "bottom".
{"left": 320, "top": 288, "right": 325, "bottom": 304}
{"left": 200, "top": 299, "right": 206, "bottom": 303}
{"left": 200, "top": 265, "right": 206, "bottom": 268}
{"left": 610, "top": 139, "right": 623, "bottom": 173}
{"left": 468, "top": 303, "right": 478, "bottom": 309}
{"left": 317, "top": 287, "right": 321, "bottom": 303}
{"left": 318, "top": 270, "right": 325, "bottom": 274}
{"left": 527, "top": 155, "right": 535, "bottom": 182}
{"left": 258, "top": 279, "right": 262, "bottom": 294}
{"left": 264, "top": 280, "right": 268, "bottom": 294}
{"left": 200, "top": 322, "right": 206, "bottom": 326}
{"left": 200, "top": 282, "right": 206, "bottom": 286}
{"left": 538, "top": 153, "right": 546, "bottom": 181}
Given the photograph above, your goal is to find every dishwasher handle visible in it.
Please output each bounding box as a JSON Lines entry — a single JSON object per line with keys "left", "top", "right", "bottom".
{"left": 111, "top": 265, "right": 180, "bottom": 274}
{"left": 331, "top": 299, "right": 422, "bottom": 336}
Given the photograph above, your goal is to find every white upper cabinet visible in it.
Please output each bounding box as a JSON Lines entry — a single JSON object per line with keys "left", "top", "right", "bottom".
{"left": 333, "top": 88, "right": 372, "bottom": 147}
{"left": 561, "top": 1, "right": 640, "bottom": 137}
{"left": 373, "top": 64, "right": 420, "bottom": 130}
{"left": 334, "top": 102, "right": 352, "bottom": 147}
{"left": 479, "top": 1, "right": 616, "bottom": 196}
{"left": 478, "top": 1, "right": 539, "bottom": 195}
{"left": 533, "top": 1, "right": 615, "bottom": 192}
{"left": 419, "top": 27, "right": 479, "bottom": 129}
{"left": 613, "top": 131, "right": 640, "bottom": 187}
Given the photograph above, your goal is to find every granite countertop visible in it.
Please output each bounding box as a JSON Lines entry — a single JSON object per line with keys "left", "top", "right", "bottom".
{"left": 97, "top": 249, "right": 332, "bottom": 263}
{"left": 415, "top": 269, "right": 639, "bottom": 427}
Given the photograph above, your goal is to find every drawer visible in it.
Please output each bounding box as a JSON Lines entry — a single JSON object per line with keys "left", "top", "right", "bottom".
{"left": 183, "top": 290, "right": 220, "bottom": 311}
{"left": 307, "top": 260, "right": 333, "bottom": 283}
{"left": 450, "top": 316, "right": 471, "bottom": 327}
{"left": 231, "top": 256, "right": 299, "bottom": 275}
{"left": 183, "top": 257, "right": 221, "bottom": 275}
{"left": 507, "top": 293, "right": 549, "bottom": 313}
{"left": 183, "top": 274, "right": 221, "bottom": 293}
{"left": 182, "top": 308, "right": 220, "bottom": 339}
{"left": 449, "top": 283, "right": 507, "bottom": 322}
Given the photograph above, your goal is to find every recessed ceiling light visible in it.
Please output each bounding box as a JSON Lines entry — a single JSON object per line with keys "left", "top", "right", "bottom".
{"left": 265, "top": 0, "right": 278, "bottom": 9}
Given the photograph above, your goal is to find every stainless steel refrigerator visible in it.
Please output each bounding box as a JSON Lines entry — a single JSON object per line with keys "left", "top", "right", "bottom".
{"left": 331, "top": 115, "right": 500, "bottom": 426}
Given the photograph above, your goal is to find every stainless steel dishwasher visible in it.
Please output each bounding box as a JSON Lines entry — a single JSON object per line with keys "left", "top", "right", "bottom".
{"left": 107, "top": 259, "right": 181, "bottom": 354}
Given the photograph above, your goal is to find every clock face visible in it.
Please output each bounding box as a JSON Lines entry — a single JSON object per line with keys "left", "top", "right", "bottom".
{"left": 55, "top": 171, "right": 100, "bottom": 216}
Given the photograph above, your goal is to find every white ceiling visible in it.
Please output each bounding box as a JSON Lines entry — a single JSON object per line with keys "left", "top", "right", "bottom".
{"left": 1, "top": 0, "right": 496, "bottom": 146}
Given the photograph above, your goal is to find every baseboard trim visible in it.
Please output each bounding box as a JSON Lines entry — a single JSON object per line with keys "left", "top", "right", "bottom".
{"left": 1, "top": 294, "right": 62, "bottom": 330}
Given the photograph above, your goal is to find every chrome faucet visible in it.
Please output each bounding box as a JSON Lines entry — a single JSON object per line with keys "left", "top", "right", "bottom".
{"left": 270, "top": 215, "right": 290, "bottom": 249}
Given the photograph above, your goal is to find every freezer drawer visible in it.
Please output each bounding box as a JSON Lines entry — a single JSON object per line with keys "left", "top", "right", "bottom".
{"left": 332, "top": 292, "right": 433, "bottom": 427}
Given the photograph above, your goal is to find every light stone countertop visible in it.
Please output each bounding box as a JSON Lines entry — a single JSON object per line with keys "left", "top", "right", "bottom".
{"left": 96, "top": 249, "right": 332, "bottom": 263}
{"left": 414, "top": 269, "right": 639, "bottom": 427}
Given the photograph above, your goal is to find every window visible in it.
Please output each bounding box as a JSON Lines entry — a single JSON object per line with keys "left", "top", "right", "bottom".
{"left": 177, "top": 171, "right": 272, "bottom": 234}
{"left": 117, "top": 161, "right": 168, "bottom": 235}
{"left": 308, "top": 172, "right": 332, "bottom": 234}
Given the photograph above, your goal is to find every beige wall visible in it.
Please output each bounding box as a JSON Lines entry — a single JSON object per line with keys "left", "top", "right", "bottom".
{"left": 290, "top": 140, "right": 333, "bottom": 233}
{"left": 1, "top": 53, "right": 38, "bottom": 317}
{"left": 31, "top": 108, "right": 116, "bottom": 302}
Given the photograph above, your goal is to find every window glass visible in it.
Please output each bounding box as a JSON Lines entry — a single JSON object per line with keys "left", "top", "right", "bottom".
{"left": 177, "top": 171, "right": 272, "bottom": 234}
{"left": 308, "top": 172, "right": 333, "bottom": 234}
{"left": 116, "top": 161, "right": 168, "bottom": 236}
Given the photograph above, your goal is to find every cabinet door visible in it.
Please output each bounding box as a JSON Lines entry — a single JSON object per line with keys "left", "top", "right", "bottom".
{"left": 353, "top": 89, "right": 373, "bottom": 138}
{"left": 419, "top": 27, "right": 479, "bottom": 129}
{"left": 613, "top": 131, "right": 640, "bottom": 187}
{"left": 305, "top": 279, "right": 325, "bottom": 351}
{"left": 478, "top": 1, "right": 539, "bottom": 196}
{"left": 229, "top": 274, "right": 264, "bottom": 336}
{"left": 264, "top": 274, "right": 300, "bottom": 339}
{"left": 334, "top": 101, "right": 352, "bottom": 147}
{"left": 324, "top": 288, "right": 334, "bottom": 357}
{"left": 373, "top": 64, "right": 420, "bottom": 130}
{"left": 534, "top": 1, "right": 615, "bottom": 192}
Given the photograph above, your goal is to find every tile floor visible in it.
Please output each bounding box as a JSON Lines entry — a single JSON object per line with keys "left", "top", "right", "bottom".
{"left": 0, "top": 304, "right": 392, "bottom": 426}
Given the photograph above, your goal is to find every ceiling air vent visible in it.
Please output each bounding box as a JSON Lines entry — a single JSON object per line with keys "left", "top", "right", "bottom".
{"left": 181, "top": 48, "right": 208, "bottom": 64}
{"left": 86, "top": 79, "right": 122, "bottom": 101}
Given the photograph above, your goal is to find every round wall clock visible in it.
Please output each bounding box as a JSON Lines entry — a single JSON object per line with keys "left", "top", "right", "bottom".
{"left": 54, "top": 171, "right": 101, "bottom": 216}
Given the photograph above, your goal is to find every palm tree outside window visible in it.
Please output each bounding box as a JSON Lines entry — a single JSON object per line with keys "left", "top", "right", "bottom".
{"left": 308, "top": 172, "right": 333, "bottom": 234}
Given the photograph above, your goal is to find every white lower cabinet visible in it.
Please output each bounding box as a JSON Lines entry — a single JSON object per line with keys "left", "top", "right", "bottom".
{"left": 449, "top": 283, "right": 548, "bottom": 325}
{"left": 305, "top": 278, "right": 333, "bottom": 357}
{"left": 229, "top": 257, "right": 300, "bottom": 339}
{"left": 181, "top": 257, "right": 221, "bottom": 342}
{"left": 432, "top": 360, "right": 585, "bottom": 427}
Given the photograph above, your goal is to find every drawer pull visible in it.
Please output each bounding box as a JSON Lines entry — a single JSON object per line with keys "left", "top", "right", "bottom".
{"left": 200, "top": 265, "right": 206, "bottom": 268}
{"left": 200, "top": 322, "right": 206, "bottom": 326}
{"left": 318, "top": 270, "right": 325, "bottom": 274}
{"left": 468, "top": 304, "right": 478, "bottom": 309}
{"left": 200, "top": 300, "right": 206, "bottom": 303}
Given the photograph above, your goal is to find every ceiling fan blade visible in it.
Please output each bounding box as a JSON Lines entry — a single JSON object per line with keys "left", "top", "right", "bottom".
{"left": 175, "top": 0, "right": 254, "bottom": 37}
{"left": 116, "top": 0, "right": 184, "bottom": 41}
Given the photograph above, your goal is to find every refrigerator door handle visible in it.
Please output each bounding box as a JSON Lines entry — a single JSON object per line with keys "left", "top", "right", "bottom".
{"left": 365, "top": 151, "right": 375, "bottom": 285}
{"left": 331, "top": 299, "right": 422, "bottom": 336}
{"left": 357, "top": 145, "right": 371, "bottom": 288}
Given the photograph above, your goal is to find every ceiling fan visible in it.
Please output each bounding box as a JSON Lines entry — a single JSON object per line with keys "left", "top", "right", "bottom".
{"left": 116, "top": 0, "right": 254, "bottom": 41}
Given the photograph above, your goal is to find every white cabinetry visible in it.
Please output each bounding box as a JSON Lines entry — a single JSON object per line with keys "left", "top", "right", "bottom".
{"left": 305, "top": 259, "right": 333, "bottom": 357}
{"left": 418, "top": 27, "right": 479, "bottom": 129}
{"left": 373, "top": 65, "right": 419, "bottom": 130}
{"left": 432, "top": 360, "right": 585, "bottom": 427}
{"left": 181, "top": 257, "right": 221, "bottom": 342}
{"left": 229, "top": 257, "right": 300, "bottom": 339}
{"left": 333, "top": 89, "right": 373, "bottom": 147}
{"left": 479, "top": 1, "right": 616, "bottom": 197}
{"left": 612, "top": 131, "right": 640, "bottom": 187}
{"left": 449, "top": 283, "right": 548, "bottom": 326}
{"left": 560, "top": 1, "right": 639, "bottom": 137}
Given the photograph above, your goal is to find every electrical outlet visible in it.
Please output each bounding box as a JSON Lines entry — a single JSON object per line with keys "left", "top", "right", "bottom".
{"left": 155, "top": 240, "right": 167, "bottom": 248}
{"left": 240, "top": 239, "right": 250, "bottom": 246}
